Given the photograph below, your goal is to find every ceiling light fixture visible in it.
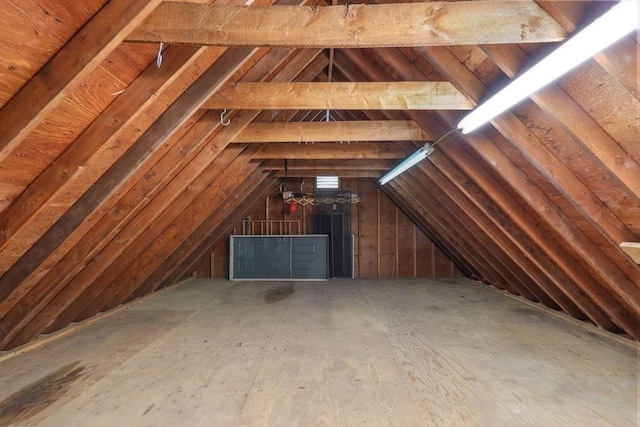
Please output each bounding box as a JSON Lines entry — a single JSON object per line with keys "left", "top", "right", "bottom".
{"left": 379, "top": 145, "right": 435, "bottom": 185}
{"left": 457, "top": 1, "right": 638, "bottom": 134}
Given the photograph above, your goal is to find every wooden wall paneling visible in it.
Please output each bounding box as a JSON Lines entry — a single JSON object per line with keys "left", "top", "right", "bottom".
{"left": 396, "top": 204, "right": 418, "bottom": 278}
{"left": 0, "top": 45, "right": 207, "bottom": 272}
{"left": 0, "top": 0, "right": 163, "bottom": 163}
{"left": 122, "top": 169, "right": 271, "bottom": 300}
{"left": 367, "top": 44, "right": 635, "bottom": 336}
{"left": 400, "top": 168, "right": 544, "bottom": 303}
{"left": 377, "top": 185, "right": 397, "bottom": 278}
{"left": 593, "top": 36, "right": 640, "bottom": 100}
{"left": 146, "top": 174, "right": 276, "bottom": 292}
{"left": 381, "top": 185, "right": 476, "bottom": 279}
{"left": 37, "top": 45, "right": 323, "bottom": 329}
{"left": 335, "top": 50, "right": 501, "bottom": 283}
{"left": 440, "top": 111, "right": 640, "bottom": 336}
{"left": 334, "top": 49, "right": 480, "bottom": 280}
{"left": 415, "top": 232, "right": 436, "bottom": 278}
{"left": 357, "top": 179, "right": 379, "bottom": 278}
{"left": 390, "top": 175, "right": 507, "bottom": 287}
{"left": 481, "top": 44, "right": 640, "bottom": 210}
{"left": 388, "top": 177, "right": 510, "bottom": 292}
{"left": 0, "top": 47, "right": 259, "bottom": 317}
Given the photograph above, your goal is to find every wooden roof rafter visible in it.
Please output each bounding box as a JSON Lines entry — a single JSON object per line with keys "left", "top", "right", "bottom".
{"left": 0, "top": 0, "right": 163, "bottom": 163}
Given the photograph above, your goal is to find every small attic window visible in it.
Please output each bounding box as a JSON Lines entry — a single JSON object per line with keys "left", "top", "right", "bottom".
{"left": 316, "top": 176, "right": 339, "bottom": 189}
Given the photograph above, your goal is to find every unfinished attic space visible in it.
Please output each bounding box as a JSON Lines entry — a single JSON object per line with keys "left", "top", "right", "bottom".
{"left": 0, "top": 0, "right": 638, "bottom": 424}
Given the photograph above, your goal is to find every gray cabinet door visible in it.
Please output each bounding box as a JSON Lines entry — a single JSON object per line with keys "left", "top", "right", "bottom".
{"left": 230, "top": 236, "right": 327, "bottom": 280}
{"left": 232, "top": 236, "right": 291, "bottom": 279}
{"left": 291, "top": 236, "right": 328, "bottom": 279}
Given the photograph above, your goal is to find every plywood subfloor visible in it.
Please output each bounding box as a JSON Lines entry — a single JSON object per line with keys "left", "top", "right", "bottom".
{"left": 0, "top": 278, "right": 637, "bottom": 426}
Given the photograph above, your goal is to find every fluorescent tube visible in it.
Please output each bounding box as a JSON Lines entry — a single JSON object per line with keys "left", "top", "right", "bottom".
{"left": 458, "top": 1, "right": 638, "bottom": 134}
{"left": 379, "top": 145, "right": 435, "bottom": 185}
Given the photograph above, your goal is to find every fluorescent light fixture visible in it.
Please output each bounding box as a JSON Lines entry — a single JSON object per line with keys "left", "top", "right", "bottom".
{"left": 458, "top": 1, "right": 638, "bottom": 134}
{"left": 379, "top": 145, "right": 434, "bottom": 185}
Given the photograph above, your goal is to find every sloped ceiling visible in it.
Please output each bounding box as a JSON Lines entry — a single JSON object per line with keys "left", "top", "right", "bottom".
{"left": 0, "top": 0, "right": 637, "bottom": 350}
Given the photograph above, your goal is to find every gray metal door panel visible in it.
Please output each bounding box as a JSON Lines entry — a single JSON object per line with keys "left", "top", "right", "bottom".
{"left": 291, "top": 236, "right": 328, "bottom": 279}
{"left": 232, "top": 236, "right": 291, "bottom": 279}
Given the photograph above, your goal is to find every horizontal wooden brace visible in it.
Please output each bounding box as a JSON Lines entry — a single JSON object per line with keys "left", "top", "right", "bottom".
{"left": 233, "top": 120, "right": 428, "bottom": 143}
{"left": 273, "top": 170, "right": 382, "bottom": 178}
{"left": 127, "top": 2, "right": 566, "bottom": 47}
{"left": 263, "top": 159, "right": 396, "bottom": 170}
{"left": 253, "top": 142, "right": 406, "bottom": 159}
{"left": 204, "top": 82, "right": 473, "bottom": 110}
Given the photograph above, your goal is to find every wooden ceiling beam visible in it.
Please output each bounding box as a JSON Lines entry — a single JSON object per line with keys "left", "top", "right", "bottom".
{"left": 264, "top": 159, "right": 396, "bottom": 170}
{"left": 233, "top": 120, "right": 429, "bottom": 143}
{"left": 253, "top": 142, "right": 407, "bottom": 159}
{"left": 127, "top": 2, "right": 566, "bottom": 47}
{"left": 0, "top": 0, "right": 163, "bottom": 164}
{"left": 203, "top": 82, "right": 473, "bottom": 110}
{"left": 273, "top": 170, "right": 382, "bottom": 178}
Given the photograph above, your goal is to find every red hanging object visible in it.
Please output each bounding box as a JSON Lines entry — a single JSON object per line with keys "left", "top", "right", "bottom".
{"left": 288, "top": 202, "right": 298, "bottom": 214}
